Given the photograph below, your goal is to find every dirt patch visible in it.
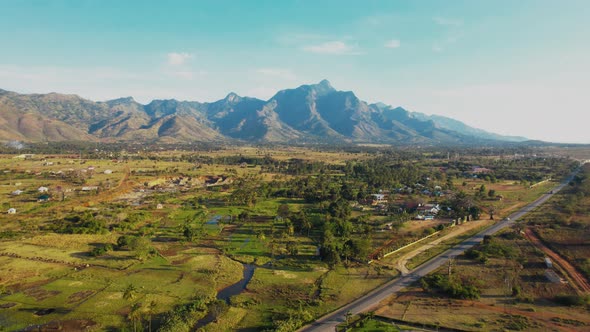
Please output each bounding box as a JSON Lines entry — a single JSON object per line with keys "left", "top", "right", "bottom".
{"left": 171, "top": 257, "right": 192, "bottom": 265}
{"left": 23, "top": 287, "right": 61, "bottom": 301}
{"left": 273, "top": 270, "right": 297, "bottom": 279}
{"left": 21, "top": 319, "right": 97, "bottom": 331}
{"left": 220, "top": 224, "right": 238, "bottom": 237}
{"left": 377, "top": 294, "right": 588, "bottom": 332}
{"left": 67, "top": 290, "right": 95, "bottom": 304}
{"left": 9, "top": 279, "right": 52, "bottom": 292}
{"left": 0, "top": 302, "right": 17, "bottom": 309}
{"left": 107, "top": 292, "right": 122, "bottom": 300}
{"left": 158, "top": 248, "right": 179, "bottom": 256}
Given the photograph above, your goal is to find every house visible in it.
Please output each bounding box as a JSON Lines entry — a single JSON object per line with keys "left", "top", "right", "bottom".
{"left": 371, "top": 194, "right": 387, "bottom": 202}
{"left": 104, "top": 169, "right": 113, "bottom": 174}
{"left": 417, "top": 203, "right": 441, "bottom": 215}
{"left": 14, "top": 154, "right": 34, "bottom": 160}
{"left": 156, "top": 203, "right": 164, "bottom": 209}
{"left": 544, "top": 257, "right": 553, "bottom": 269}
{"left": 38, "top": 194, "right": 50, "bottom": 202}
{"left": 81, "top": 186, "right": 98, "bottom": 191}
{"left": 11, "top": 190, "right": 24, "bottom": 195}
{"left": 7, "top": 208, "right": 16, "bottom": 214}
{"left": 38, "top": 186, "right": 49, "bottom": 193}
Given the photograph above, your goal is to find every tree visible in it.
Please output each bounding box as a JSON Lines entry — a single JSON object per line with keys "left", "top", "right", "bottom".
{"left": 488, "top": 189, "right": 496, "bottom": 198}
{"left": 345, "top": 310, "right": 353, "bottom": 329}
{"left": 230, "top": 174, "right": 261, "bottom": 206}
{"left": 129, "top": 236, "right": 154, "bottom": 261}
{"left": 123, "top": 283, "right": 137, "bottom": 301}
{"left": 128, "top": 302, "right": 142, "bottom": 332}
{"left": 147, "top": 300, "right": 157, "bottom": 332}
{"left": 286, "top": 241, "right": 298, "bottom": 256}
{"left": 320, "top": 229, "right": 341, "bottom": 268}
{"left": 328, "top": 198, "right": 351, "bottom": 220}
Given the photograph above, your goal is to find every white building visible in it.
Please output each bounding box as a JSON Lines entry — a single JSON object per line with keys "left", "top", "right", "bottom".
{"left": 38, "top": 186, "right": 49, "bottom": 193}
{"left": 7, "top": 208, "right": 16, "bottom": 214}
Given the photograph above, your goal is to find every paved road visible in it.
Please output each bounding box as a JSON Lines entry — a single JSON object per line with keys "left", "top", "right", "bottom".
{"left": 299, "top": 171, "right": 579, "bottom": 332}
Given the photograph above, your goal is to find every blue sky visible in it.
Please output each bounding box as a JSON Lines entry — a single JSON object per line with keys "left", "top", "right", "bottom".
{"left": 1, "top": 0, "right": 589, "bottom": 143}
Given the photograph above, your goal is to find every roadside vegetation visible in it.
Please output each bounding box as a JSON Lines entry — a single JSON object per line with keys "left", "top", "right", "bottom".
{"left": 373, "top": 162, "right": 590, "bottom": 331}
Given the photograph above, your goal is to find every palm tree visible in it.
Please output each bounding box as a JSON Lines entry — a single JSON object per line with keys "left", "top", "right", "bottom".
{"left": 147, "top": 300, "right": 157, "bottom": 332}
{"left": 345, "top": 310, "right": 353, "bottom": 330}
{"left": 302, "top": 218, "right": 313, "bottom": 237}
{"left": 123, "top": 283, "right": 137, "bottom": 301}
{"left": 128, "top": 302, "right": 142, "bottom": 332}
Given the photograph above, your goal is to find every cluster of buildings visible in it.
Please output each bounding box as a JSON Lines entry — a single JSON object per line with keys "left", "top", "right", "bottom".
{"left": 414, "top": 203, "right": 442, "bottom": 220}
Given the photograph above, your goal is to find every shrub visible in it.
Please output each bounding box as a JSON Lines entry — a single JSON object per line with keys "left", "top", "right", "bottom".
{"left": 553, "top": 295, "right": 590, "bottom": 306}
{"left": 421, "top": 273, "right": 480, "bottom": 299}
{"left": 89, "top": 243, "right": 113, "bottom": 257}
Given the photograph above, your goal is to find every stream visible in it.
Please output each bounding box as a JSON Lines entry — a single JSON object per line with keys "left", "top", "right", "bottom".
{"left": 194, "top": 263, "right": 256, "bottom": 328}
{"left": 217, "top": 263, "right": 255, "bottom": 303}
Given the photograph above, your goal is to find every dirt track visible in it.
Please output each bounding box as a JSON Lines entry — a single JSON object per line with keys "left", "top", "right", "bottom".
{"left": 462, "top": 300, "right": 587, "bottom": 332}
{"left": 524, "top": 228, "right": 590, "bottom": 294}
{"left": 395, "top": 220, "right": 491, "bottom": 274}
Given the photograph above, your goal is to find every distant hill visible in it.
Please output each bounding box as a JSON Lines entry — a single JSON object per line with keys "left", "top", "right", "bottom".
{"left": 0, "top": 82, "right": 529, "bottom": 144}
{"left": 410, "top": 112, "right": 528, "bottom": 142}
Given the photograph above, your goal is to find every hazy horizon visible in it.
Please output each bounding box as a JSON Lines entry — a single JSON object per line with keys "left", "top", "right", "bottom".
{"left": 1, "top": 0, "right": 588, "bottom": 144}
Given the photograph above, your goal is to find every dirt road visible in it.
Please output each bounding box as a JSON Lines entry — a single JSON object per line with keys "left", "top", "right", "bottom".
{"left": 395, "top": 220, "right": 491, "bottom": 275}
{"left": 524, "top": 228, "right": 590, "bottom": 294}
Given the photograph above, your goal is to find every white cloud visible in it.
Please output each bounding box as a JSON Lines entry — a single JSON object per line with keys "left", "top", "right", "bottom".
{"left": 433, "top": 17, "right": 463, "bottom": 27}
{"left": 303, "top": 41, "right": 360, "bottom": 55}
{"left": 384, "top": 39, "right": 401, "bottom": 49}
{"left": 432, "top": 44, "right": 443, "bottom": 53}
{"left": 256, "top": 68, "right": 296, "bottom": 80}
{"left": 166, "top": 52, "right": 194, "bottom": 66}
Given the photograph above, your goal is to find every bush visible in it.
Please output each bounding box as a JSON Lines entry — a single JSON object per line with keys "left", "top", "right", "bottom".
{"left": 117, "top": 235, "right": 133, "bottom": 248}
{"left": 53, "top": 213, "right": 108, "bottom": 234}
{"left": 553, "top": 295, "right": 590, "bottom": 306}
{"left": 421, "top": 273, "right": 480, "bottom": 299}
{"left": 89, "top": 243, "right": 113, "bottom": 257}
{"left": 464, "top": 249, "right": 488, "bottom": 263}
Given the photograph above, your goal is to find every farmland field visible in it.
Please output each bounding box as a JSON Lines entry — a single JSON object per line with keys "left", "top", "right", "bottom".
{"left": 0, "top": 145, "right": 585, "bottom": 331}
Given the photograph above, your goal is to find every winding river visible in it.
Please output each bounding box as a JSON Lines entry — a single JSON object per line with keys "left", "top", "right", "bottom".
{"left": 217, "top": 263, "right": 255, "bottom": 303}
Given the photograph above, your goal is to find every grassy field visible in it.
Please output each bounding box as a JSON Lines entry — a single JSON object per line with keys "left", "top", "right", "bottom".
{"left": 0, "top": 148, "right": 580, "bottom": 331}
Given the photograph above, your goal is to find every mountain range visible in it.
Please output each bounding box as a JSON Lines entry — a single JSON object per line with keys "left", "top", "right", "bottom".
{"left": 0, "top": 80, "right": 527, "bottom": 144}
